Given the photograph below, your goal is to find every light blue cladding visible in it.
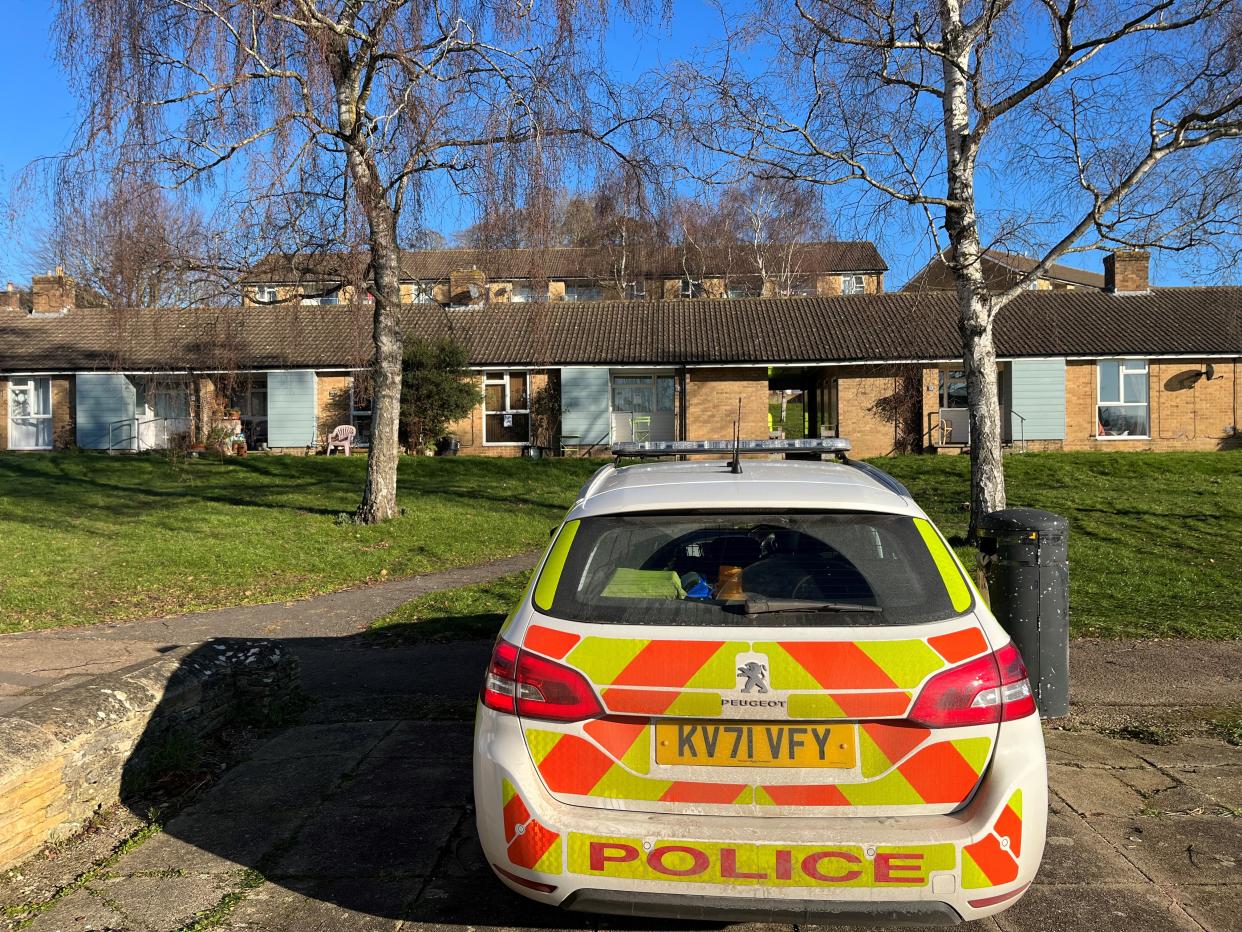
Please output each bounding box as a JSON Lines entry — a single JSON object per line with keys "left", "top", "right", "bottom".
{"left": 266, "top": 370, "right": 318, "bottom": 448}
{"left": 560, "top": 367, "right": 612, "bottom": 447}
{"left": 1009, "top": 358, "right": 1066, "bottom": 440}
{"left": 76, "top": 373, "right": 136, "bottom": 449}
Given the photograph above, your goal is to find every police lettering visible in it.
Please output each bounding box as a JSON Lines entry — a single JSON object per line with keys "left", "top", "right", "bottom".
{"left": 583, "top": 841, "right": 930, "bottom": 886}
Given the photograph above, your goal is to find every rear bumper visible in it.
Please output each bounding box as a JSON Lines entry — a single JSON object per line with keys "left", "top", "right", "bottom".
{"left": 563, "top": 889, "right": 963, "bottom": 925}
{"left": 475, "top": 707, "right": 1046, "bottom": 924}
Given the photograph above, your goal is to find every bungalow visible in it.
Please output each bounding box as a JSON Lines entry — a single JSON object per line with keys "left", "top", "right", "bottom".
{"left": 1, "top": 252, "right": 1238, "bottom": 459}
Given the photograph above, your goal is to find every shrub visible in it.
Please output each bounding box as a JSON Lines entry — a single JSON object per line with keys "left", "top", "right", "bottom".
{"left": 400, "top": 336, "right": 481, "bottom": 451}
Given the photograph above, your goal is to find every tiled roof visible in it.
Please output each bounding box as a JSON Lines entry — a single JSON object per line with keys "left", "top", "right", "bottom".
{"left": 242, "top": 241, "right": 889, "bottom": 283}
{"left": 902, "top": 249, "right": 1107, "bottom": 291}
{"left": 1, "top": 290, "right": 1237, "bottom": 372}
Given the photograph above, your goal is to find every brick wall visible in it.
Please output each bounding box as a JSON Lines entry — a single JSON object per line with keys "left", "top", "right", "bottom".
{"left": 446, "top": 370, "right": 550, "bottom": 456}
{"left": 685, "top": 367, "right": 768, "bottom": 442}
{"left": 0, "top": 377, "right": 6, "bottom": 450}
{"left": 0, "top": 640, "right": 298, "bottom": 872}
{"left": 1063, "top": 358, "right": 1239, "bottom": 451}
{"left": 828, "top": 365, "right": 924, "bottom": 458}
{"left": 316, "top": 374, "right": 353, "bottom": 446}
{"left": 816, "top": 273, "right": 883, "bottom": 296}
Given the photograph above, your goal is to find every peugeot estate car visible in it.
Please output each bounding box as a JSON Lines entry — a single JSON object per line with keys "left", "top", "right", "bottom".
{"left": 474, "top": 439, "right": 1047, "bottom": 925}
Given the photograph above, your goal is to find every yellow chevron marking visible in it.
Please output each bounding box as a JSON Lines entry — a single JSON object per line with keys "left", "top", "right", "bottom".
{"left": 533, "top": 520, "right": 580, "bottom": 611}
{"left": 524, "top": 728, "right": 564, "bottom": 767}
{"left": 683, "top": 642, "right": 748, "bottom": 689}
{"left": 533, "top": 835, "right": 563, "bottom": 874}
{"left": 787, "top": 694, "right": 847, "bottom": 719}
{"left": 754, "top": 642, "right": 824, "bottom": 691}
{"left": 914, "top": 518, "right": 973, "bottom": 613}
{"left": 566, "top": 637, "right": 649, "bottom": 684}
{"left": 856, "top": 640, "right": 945, "bottom": 689}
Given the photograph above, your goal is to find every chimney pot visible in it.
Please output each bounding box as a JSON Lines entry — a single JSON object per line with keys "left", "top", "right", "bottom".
{"left": 1103, "top": 250, "right": 1150, "bottom": 294}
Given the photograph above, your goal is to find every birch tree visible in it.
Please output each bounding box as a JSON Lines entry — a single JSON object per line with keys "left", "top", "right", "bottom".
{"left": 680, "top": 0, "right": 1242, "bottom": 528}
{"left": 51, "top": 0, "right": 634, "bottom": 522}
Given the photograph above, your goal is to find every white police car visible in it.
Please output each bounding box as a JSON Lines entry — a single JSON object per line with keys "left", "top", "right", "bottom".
{"left": 474, "top": 439, "right": 1046, "bottom": 924}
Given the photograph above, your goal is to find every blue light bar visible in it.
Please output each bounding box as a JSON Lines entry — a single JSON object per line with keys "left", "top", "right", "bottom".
{"left": 611, "top": 438, "right": 852, "bottom": 457}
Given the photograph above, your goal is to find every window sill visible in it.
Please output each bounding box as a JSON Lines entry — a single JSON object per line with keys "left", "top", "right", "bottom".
{"left": 1093, "top": 435, "right": 1151, "bottom": 441}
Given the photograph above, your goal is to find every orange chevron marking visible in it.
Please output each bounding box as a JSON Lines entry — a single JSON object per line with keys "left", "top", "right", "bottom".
{"left": 995, "top": 803, "right": 1023, "bottom": 857}
{"left": 899, "top": 741, "right": 983, "bottom": 803}
{"left": 584, "top": 718, "right": 648, "bottom": 762}
{"left": 523, "top": 625, "right": 581, "bottom": 660}
{"left": 781, "top": 641, "right": 899, "bottom": 690}
{"left": 760, "top": 783, "right": 851, "bottom": 806}
{"left": 536, "top": 734, "right": 615, "bottom": 795}
{"left": 831, "top": 691, "right": 911, "bottom": 718}
{"left": 928, "top": 627, "right": 988, "bottom": 664}
{"left": 507, "top": 819, "right": 560, "bottom": 870}
{"left": 612, "top": 640, "right": 725, "bottom": 687}
{"left": 964, "top": 832, "right": 1018, "bottom": 886}
{"left": 861, "top": 722, "right": 930, "bottom": 767}
{"left": 503, "top": 794, "right": 530, "bottom": 843}
{"left": 660, "top": 781, "right": 749, "bottom": 804}
{"left": 601, "top": 688, "right": 679, "bottom": 716}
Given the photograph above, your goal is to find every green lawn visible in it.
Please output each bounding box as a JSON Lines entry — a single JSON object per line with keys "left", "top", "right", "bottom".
{"left": 368, "top": 571, "right": 532, "bottom": 643}
{"left": 876, "top": 452, "right": 1242, "bottom": 639}
{"left": 769, "top": 401, "right": 807, "bottom": 439}
{"left": 3, "top": 450, "right": 1238, "bottom": 639}
{"left": 0, "top": 453, "right": 597, "bottom": 633}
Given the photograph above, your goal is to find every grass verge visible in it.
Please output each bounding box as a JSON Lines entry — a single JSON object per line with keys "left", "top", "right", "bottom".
{"left": 369, "top": 571, "right": 531, "bottom": 643}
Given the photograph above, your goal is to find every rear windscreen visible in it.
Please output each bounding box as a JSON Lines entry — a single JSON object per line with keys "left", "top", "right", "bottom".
{"left": 541, "top": 511, "right": 968, "bottom": 627}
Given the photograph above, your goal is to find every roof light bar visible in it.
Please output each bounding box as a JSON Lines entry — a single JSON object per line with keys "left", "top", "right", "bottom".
{"left": 611, "top": 438, "right": 852, "bottom": 457}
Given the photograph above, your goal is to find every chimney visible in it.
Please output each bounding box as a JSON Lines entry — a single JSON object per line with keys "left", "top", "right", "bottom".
{"left": 31, "top": 267, "right": 77, "bottom": 312}
{"left": 0, "top": 282, "right": 21, "bottom": 311}
{"left": 1103, "top": 250, "right": 1149, "bottom": 294}
{"left": 449, "top": 267, "right": 486, "bottom": 306}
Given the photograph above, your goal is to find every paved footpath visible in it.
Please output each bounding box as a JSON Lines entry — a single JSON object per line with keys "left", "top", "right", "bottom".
{"left": 1, "top": 564, "right": 1239, "bottom": 932}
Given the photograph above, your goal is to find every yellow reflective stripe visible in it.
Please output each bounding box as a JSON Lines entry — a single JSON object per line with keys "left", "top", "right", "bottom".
{"left": 787, "top": 694, "right": 847, "bottom": 719}
{"left": 566, "top": 637, "right": 648, "bottom": 684}
{"left": 683, "top": 643, "right": 747, "bottom": 689}
{"left": 755, "top": 642, "right": 825, "bottom": 691}
{"left": 1010, "top": 788, "right": 1023, "bottom": 819}
{"left": 838, "top": 768, "right": 924, "bottom": 807}
{"left": 533, "top": 835, "right": 563, "bottom": 874}
{"left": 592, "top": 765, "right": 673, "bottom": 801}
{"left": 502, "top": 779, "right": 517, "bottom": 806}
{"left": 960, "top": 849, "right": 992, "bottom": 889}
{"left": 533, "top": 520, "right": 579, "bottom": 611}
{"left": 914, "top": 518, "right": 973, "bottom": 613}
{"left": 524, "top": 728, "right": 564, "bottom": 766}
{"left": 953, "top": 736, "right": 993, "bottom": 775}
{"left": 662, "top": 692, "right": 724, "bottom": 717}
{"left": 856, "top": 640, "right": 945, "bottom": 689}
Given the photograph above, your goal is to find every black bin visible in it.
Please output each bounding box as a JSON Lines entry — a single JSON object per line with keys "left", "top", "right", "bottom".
{"left": 977, "top": 508, "right": 1069, "bottom": 718}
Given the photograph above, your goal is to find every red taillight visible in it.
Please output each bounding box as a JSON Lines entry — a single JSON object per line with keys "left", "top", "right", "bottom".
{"left": 907, "top": 640, "right": 1036, "bottom": 727}
{"left": 492, "top": 863, "right": 558, "bottom": 893}
{"left": 481, "top": 638, "right": 603, "bottom": 722}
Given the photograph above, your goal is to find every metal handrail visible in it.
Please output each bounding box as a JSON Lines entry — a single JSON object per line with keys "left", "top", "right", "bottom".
{"left": 106, "top": 416, "right": 191, "bottom": 452}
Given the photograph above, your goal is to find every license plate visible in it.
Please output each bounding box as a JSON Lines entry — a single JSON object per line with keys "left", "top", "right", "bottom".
{"left": 655, "top": 722, "right": 856, "bottom": 768}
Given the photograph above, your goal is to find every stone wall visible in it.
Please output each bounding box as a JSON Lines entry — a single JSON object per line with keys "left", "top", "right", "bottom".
{"left": 0, "top": 640, "right": 298, "bottom": 871}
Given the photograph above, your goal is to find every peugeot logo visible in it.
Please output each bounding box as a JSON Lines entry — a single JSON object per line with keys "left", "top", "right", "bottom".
{"left": 736, "top": 661, "right": 769, "bottom": 694}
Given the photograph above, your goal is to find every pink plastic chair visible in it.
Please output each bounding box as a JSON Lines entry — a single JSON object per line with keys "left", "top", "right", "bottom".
{"left": 326, "top": 424, "right": 356, "bottom": 455}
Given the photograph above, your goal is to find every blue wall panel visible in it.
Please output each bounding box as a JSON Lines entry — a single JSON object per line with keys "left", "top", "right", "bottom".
{"left": 76, "top": 373, "right": 136, "bottom": 449}
{"left": 560, "top": 368, "right": 611, "bottom": 448}
{"left": 1009, "top": 358, "right": 1066, "bottom": 441}
{"left": 266, "top": 370, "right": 318, "bottom": 449}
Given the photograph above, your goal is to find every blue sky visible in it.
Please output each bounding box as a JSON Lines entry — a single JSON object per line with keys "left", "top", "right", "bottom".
{"left": 0, "top": 2, "right": 1215, "bottom": 289}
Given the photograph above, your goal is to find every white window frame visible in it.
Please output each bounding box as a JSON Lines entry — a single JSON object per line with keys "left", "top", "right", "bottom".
{"left": 407, "top": 281, "right": 435, "bottom": 304}
{"left": 1096, "top": 358, "right": 1150, "bottom": 439}
{"left": 511, "top": 281, "right": 541, "bottom": 303}
{"left": 255, "top": 285, "right": 279, "bottom": 303}
{"left": 841, "top": 273, "right": 866, "bottom": 295}
{"left": 482, "top": 370, "right": 531, "bottom": 446}
{"left": 563, "top": 280, "right": 604, "bottom": 302}
{"left": 7, "top": 377, "right": 53, "bottom": 450}
{"left": 680, "top": 277, "right": 704, "bottom": 299}
{"left": 300, "top": 283, "right": 340, "bottom": 305}
{"left": 624, "top": 280, "right": 647, "bottom": 300}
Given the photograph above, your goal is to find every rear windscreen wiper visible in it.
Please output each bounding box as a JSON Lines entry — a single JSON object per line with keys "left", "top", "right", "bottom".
{"left": 732, "top": 599, "right": 882, "bottom": 615}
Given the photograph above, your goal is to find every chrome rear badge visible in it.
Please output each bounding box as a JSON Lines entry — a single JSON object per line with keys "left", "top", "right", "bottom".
{"left": 737, "top": 661, "right": 770, "bottom": 694}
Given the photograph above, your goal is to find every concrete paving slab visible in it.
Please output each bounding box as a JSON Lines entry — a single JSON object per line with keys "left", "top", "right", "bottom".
{"left": 247, "top": 720, "right": 397, "bottom": 762}
{"left": 405, "top": 875, "right": 594, "bottom": 930}
{"left": 219, "top": 879, "right": 410, "bottom": 931}
{"left": 119, "top": 810, "right": 304, "bottom": 875}
{"left": 1049, "top": 764, "right": 1150, "bottom": 818}
{"left": 1171, "top": 764, "right": 1242, "bottom": 810}
{"left": 89, "top": 871, "right": 235, "bottom": 929}
{"left": 1042, "top": 730, "right": 1148, "bottom": 769}
{"left": 21, "top": 887, "right": 131, "bottom": 932}
{"left": 1069, "top": 638, "right": 1242, "bottom": 708}
{"left": 993, "top": 885, "right": 1201, "bottom": 932}
{"left": 337, "top": 760, "right": 473, "bottom": 810}
{"left": 1036, "top": 807, "right": 1148, "bottom": 885}
{"left": 1173, "top": 884, "right": 1242, "bottom": 932}
{"left": 1089, "top": 815, "right": 1241, "bottom": 887}
{"left": 1131, "top": 739, "right": 1242, "bottom": 771}
{"left": 266, "top": 805, "right": 460, "bottom": 880}
{"left": 190, "top": 755, "right": 356, "bottom": 816}
{"left": 368, "top": 721, "right": 475, "bottom": 761}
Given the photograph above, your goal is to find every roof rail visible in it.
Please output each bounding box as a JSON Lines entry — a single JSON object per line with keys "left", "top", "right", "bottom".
{"left": 843, "top": 459, "right": 911, "bottom": 498}
{"left": 611, "top": 438, "right": 852, "bottom": 459}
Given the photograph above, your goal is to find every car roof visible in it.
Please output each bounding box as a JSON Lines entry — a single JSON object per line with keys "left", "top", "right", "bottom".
{"left": 570, "top": 458, "right": 921, "bottom": 519}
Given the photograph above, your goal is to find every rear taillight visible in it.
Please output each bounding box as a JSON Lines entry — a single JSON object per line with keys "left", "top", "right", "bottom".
{"left": 907, "top": 640, "right": 1036, "bottom": 727}
{"left": 481, "top": 638, "right": 603, "bottom": 722}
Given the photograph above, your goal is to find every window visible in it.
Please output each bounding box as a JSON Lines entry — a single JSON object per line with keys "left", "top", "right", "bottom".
{"left": 8, "top": 377, "right": 52, "bottom": 450}
{"left": 538, "top": 512, "right": 967, "bottom": 627}
{"left": 785, "top": 278, "right": 817, "bottom": 297}
{"left": 227, "top": 376, "right": 268, "bottom": 447}
{"left": 611, "top": 375, "right": 675, "bottom": 414}
{"left": 255, "top": 286, "right": 279, "bottom": 304}
{"left": 726, "top": 277, "right": 760, "bottom": 299}
{"left": 563, "top": 280, "right": 603, "bottom": 302}
{"left": 483, "top": 370, "right": 530, "bottom": 444}
{"left": 841, "top": 274, "right": 866, "bottom": 295}
{"left": 1097, "top": 359, "right": 1149, "bottom": 437}
{"left": 679, "top": 278, "right": 704, "bottom": 299}
{"left": 407, "top": 281, "right": 435, "bottom": 304}
{"left": 624, "top": 280, "right": 647, "bottom": 300}
{"left": 939, "top": 369, "right": 968, "bottom": 409}
{"left": 300, "top": 283, "right": 340, "bottom": 305}
{"left": 350, "top": 373, "right": 372, "bottom": 446}
{"left": 510, "top": 282, "right": 541, "bottom": 303}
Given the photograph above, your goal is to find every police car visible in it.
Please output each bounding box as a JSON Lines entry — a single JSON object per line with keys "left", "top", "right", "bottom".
{"left": 474, "top": 439, "right": 1046, "bottom": 925}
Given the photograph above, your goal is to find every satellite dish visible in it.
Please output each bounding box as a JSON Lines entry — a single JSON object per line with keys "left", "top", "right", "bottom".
{"left": 1204, "top": 363, "right": 1216, "bottom": 381}
{"left": 468, "top": 282, "right": 484, "bottom": 302}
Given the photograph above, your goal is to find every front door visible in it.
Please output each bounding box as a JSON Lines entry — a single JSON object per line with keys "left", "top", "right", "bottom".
{"left": 8, "top": 378, "right": 52, "bottom": 450}
{"left": 611, "top": 373, "right": 676, "bottom": 442}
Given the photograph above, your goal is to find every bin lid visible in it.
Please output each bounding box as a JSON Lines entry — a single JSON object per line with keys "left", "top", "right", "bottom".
{"left": 977, "top": 507, "right": 1068, "bottom": 536}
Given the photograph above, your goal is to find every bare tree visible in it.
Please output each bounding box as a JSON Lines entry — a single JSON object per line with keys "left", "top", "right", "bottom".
{"left": 35, "top": 182, "right": 224, "bottom": 308}
{"left": 718, "top": 177, "right": 833, "bottom": 295}
{"left": 51, "top": 0, "right": 637, "bottom": 522}
{"left": 679, "top": 0, "right": 1242, "bottom": 530}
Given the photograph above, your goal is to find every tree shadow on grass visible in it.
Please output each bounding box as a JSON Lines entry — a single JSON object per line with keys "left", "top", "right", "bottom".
{"left": 117, "top": 633, "right": 727, "bottom": 930}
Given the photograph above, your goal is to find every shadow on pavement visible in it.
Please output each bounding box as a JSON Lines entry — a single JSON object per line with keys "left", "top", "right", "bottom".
{"left": 117, "top": 635, "right": 729, "bottom": 930}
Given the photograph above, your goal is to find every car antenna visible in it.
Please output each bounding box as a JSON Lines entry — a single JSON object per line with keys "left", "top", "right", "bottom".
{"left": 730, "top": 398, "right": 742, "bottom": 474}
